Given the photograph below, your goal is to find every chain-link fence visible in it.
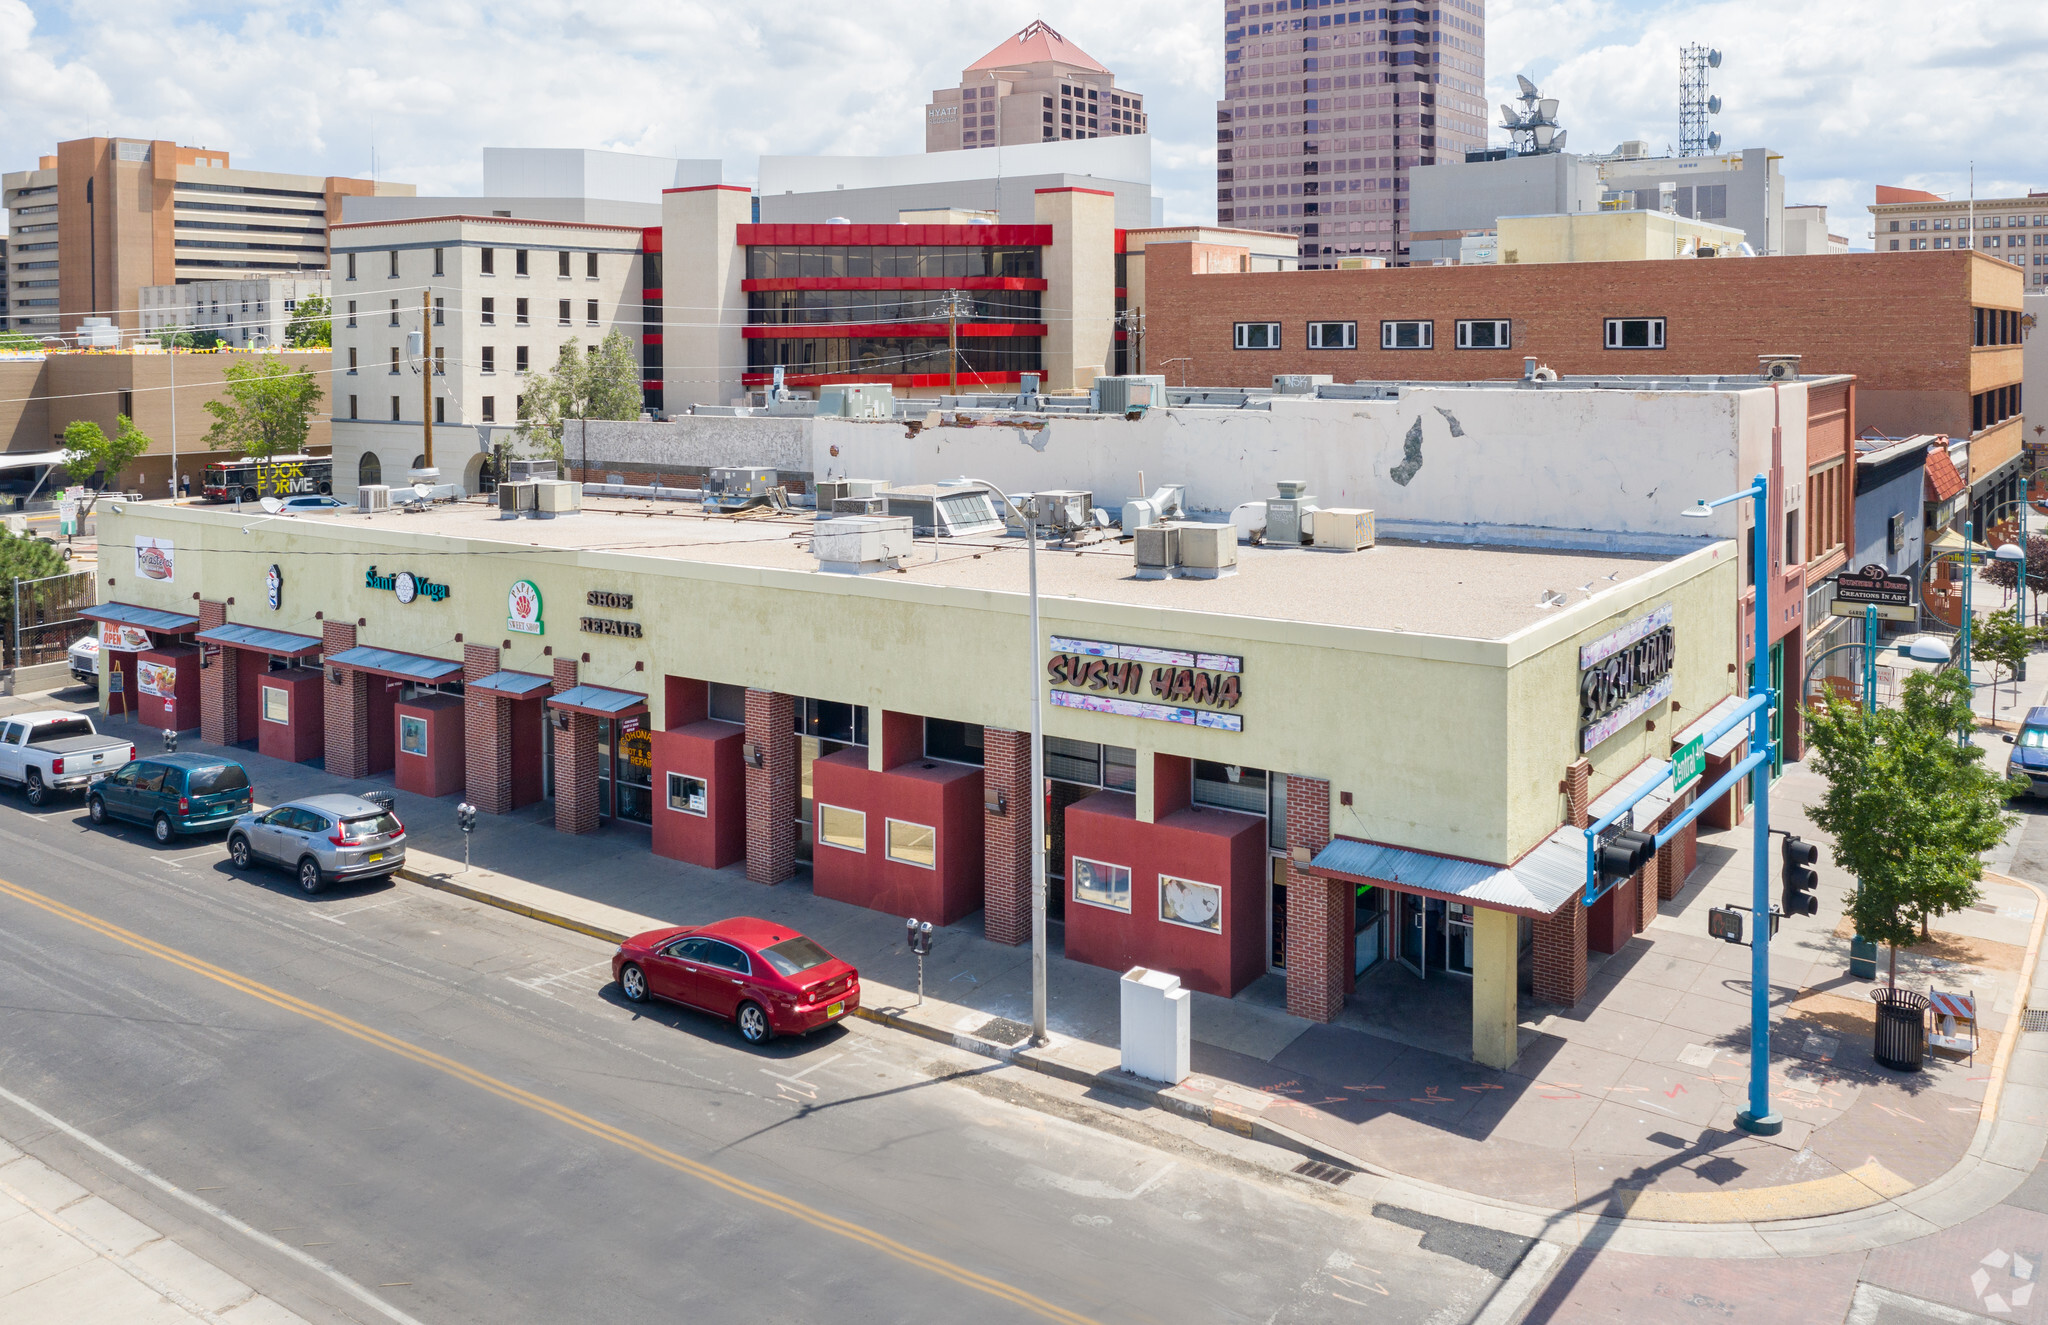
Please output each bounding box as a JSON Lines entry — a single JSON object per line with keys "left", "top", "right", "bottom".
{"left": 9, "top": 571, "right": 96, "bottom": 668}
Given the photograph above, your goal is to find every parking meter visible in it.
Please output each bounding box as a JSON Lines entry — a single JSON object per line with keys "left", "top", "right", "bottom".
{"left": 456, "top": 801, "right": 477, "bottom": 870}
{"left": 906, "top": 918, "right": 935, "bottom": 1006}
{"left": 162, "top": 727, "right": 177, "bottom": 754}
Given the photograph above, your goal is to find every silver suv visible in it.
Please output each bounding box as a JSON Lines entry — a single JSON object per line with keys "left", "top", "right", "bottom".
{"left": 226, "top": 793, "right": 406, "bottom": 894}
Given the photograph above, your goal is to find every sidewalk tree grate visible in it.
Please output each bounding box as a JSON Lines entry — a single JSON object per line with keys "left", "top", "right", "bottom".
{"left": 2025, "top": 1009, "right": 2048, "bottom": 1034}
{"left": 1292, "top": 1160, "right": 1356, "bottom": 1187}
{"left": 974, "top": 1017, "right": 1035, "bottom": 1047}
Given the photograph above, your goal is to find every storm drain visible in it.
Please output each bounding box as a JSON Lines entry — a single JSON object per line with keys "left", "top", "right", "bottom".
{"left": 974, "top": 1017, "right": 1035, "bottom": 1047}
{"left": 1292, "top": 1160, "right": 1357, "bottom": 1187}
{"left": 2024, "top": 1009, "right": 2048, "bottom": 1034}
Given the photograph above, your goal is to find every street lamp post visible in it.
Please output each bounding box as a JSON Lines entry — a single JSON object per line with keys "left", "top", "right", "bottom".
{"left": 1683, "top": 474, "right": 1781, "bottom": 1135}
{"left": 961, "top": 478, "right": 1049, "bottom": 1045}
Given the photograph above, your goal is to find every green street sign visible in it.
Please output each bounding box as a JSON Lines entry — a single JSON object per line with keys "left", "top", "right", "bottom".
{"left": 1672, "top": 735, "right": 1706, "bottom": 794}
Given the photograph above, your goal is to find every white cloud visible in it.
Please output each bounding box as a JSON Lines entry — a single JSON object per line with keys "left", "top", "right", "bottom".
{"left": 1, "top": 0, "right": 2042, "bottom": 246}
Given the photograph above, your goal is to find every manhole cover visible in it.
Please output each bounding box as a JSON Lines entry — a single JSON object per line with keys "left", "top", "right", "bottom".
{"left": 1292, "top": 1160, "right": 1356, "bottom": 1187}
{"left": 2024, "top": 1010, "right": 2048, "bottom": 1034}
{"left": 974, "top": 1017, "right": 1035, "bottom": 1046}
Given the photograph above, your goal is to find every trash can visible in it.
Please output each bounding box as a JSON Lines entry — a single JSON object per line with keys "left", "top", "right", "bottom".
{"left": 1871, "top": 986, "right": 1929, "bottom": 1071}
{"left": 362, "top": 790, "right": 397, "bottom": 816}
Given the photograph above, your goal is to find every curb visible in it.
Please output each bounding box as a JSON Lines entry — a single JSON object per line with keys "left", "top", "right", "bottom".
{"left": 397, "top": 867, "right": 631, "bottom": 945}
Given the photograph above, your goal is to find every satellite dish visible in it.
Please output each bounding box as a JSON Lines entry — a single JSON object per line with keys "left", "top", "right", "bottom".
{"left": 1707, "top": 48, "right": 1722, "bottom": 68}
{"left": 1707, "top": 95, "right": 1722, "bottom": 114}
{"left": 1537, "top": 98, "right": 1559, "bottom": 121}
{"left": 1551, "top": 129, "right": 1568, "bottom": 152}
{"left": 259, "top": 497, "right": 283, "bottom": 515}
{"left": 1707, "top": 131, "right": 1722, "bottom": 150}
{"left": 1516, "top": 74, "right": 1538, "bottom": 98}
{"left": 1500, "top": 103, "right": 1522, "bottom": 127}
{"left": 412, "top": 483, "right": 433, "bottom": 501}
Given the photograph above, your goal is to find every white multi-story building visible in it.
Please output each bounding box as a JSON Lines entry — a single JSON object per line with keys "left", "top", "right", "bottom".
{"left": 138, "top": 273, "right": 330, "bottom": 347}
{"left": 327, "top": 215, "right": 645, "bottom": 493}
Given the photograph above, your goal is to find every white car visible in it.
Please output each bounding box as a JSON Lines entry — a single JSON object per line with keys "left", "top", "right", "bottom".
{"left": 276, "top": 495, "right": 347, "bottom": 514}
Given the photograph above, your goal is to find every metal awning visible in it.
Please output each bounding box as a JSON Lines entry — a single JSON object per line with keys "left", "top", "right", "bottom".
{"left": 1307, "top": 835, "right": 1585, "bottom": 918}
{"left": 195, "top": 622, "right": 322, "bottom": 658}
{"left": 1590, "top": 757, "right": 1678, "bottom": 827}
{"left": 79, "top": 602, "right": 199, "bottom": 633}
{"left": 547, "top": 684, "right": 649, "bottom": 717}
{"left": 326, "top": 645, "right": 462, "bottom": 684}
{"left": 1674, "top": 693, "right": 1753, "bottom": 760}
{"left": 470, "top": 669, "right": 554, "bottom": 700}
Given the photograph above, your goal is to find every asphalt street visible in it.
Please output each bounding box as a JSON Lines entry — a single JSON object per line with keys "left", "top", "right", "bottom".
{"left": 0, "top": 782, "right": 1513, "bottom": 1325}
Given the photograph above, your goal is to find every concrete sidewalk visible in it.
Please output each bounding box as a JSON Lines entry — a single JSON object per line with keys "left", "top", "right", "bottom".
{"left": 0, "top": 1137, "right": 309, "bottom": 1324}
{"left": 53, "top": 663, "right": 2048, "bottom": 1257}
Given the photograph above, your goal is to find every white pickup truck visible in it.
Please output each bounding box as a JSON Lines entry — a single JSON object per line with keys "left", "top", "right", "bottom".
{"left": 0, "top": 712, "right": 136, "bottom": 806}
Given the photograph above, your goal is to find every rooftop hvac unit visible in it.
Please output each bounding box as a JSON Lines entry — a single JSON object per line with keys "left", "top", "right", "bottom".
{"left": 358, "top": 484, "right": 391, "bottom": 513}
{"left": 879, "top": 484, "right": 1005, "bottom": 538}
{"left": 1310, "top": 508, "right": 1376, "bottom": 552}
{"left": 1119, "top": 483, "right": 1187, "bottom": 536}
{"left": 504, "top": 458, "right": 557, "bottom": 482}
{"left": 1094, "top": 375, "right": 1166, "bottom": 415}
{"left": 702, "top": 466, "right": 782, "bottom": 513}
{"left": 815, "top": 478, "right": 886, "bottom": 509}
{"left": 1133, "top": 524, "right": 1178, "bottom": 580}
{"left": 811, "top": 516, "right": 913, "bottom": 574}
{"left": 496, "top": 482, "right": 535, "bottom": 517}
{"left": 1271, "top": 374, "right": 1333, "bottom": 395}
{"left": 1264, "top": 480, "right": 1319, "bottom": 546}
{"left": 831, "top": 497, "right": 887, "bottom": 516}
{"left": 1174, "top": 523, "right": 1238, "bottom": 579}
{"left": 1759, "top": 354, "right": 1802, "bottom": 382}
{"left": 532, "top": 479, "right": 582, "bottom": 517}
{"left": 1032, "top": 490, "right": 1094, "bottom": 535}
{"left": 817, "top": 383, "right": 894, "bottom": 418}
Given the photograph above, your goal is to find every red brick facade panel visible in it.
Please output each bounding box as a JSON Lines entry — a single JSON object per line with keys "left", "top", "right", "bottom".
{"left": 744, "top": 689, "right": 797, "bottom": 885}
{"left": 1283, "top": 776, "right": 1343, "bottom": 1021}
{"left": 1532, "top": 895, "right": 1588, "bottom": 1007}
{"left": 981, "top": 726, "right": 1033, "bottom": 947}
{"left": 554, "top": 711, "right": 600, "bottom": 835}
{"left": 463, "top": 643, "right": 512, "bottom": 815}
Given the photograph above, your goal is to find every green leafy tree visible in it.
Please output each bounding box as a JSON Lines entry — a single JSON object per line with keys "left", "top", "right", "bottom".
{"left": 1981, "top": 530, "right": 2048, "bottom": 613}
{"left": 1804, "top": 669, "right": 2017, "bottom": 982}
{"left": 59, "top": 415, "right": 153, "bottom": 516}
{"left": 0, "top": 331, "right": 44, "bottom": 352}
{"left": 285, "top": 294, "right": 332, "bottom": 348}
{"left": 1973, "top": 607, "right": 2048, "bottom": 722}
{"left": 516, "top": 331, "right": 642, "bottom": 463}
{"left": 155, "top": 327, "right": 225, "bottom": 350}
{"left": 0, "top": 527, "right": 76, "bottom": 662}
{"left": 202, "top": 359, "right": 324, "bottom": 493}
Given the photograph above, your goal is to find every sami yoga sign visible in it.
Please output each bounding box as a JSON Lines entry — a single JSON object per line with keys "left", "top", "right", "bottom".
{"left": 1046, "top": 635, "right": 1244, "bottom": 733}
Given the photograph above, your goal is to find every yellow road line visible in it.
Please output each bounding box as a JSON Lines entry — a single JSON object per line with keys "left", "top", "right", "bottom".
{"left": 0, "top": 876, "right": 1102, "bottom": 1325}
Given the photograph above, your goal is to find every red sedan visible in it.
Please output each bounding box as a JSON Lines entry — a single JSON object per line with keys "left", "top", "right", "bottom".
{"left": 612, "top": 917, "right": 860, "bottom": 1044}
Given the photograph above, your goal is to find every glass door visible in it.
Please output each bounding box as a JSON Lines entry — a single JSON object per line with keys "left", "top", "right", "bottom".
{"left": 1768, "top": 640, "right": 1787, "bottom": 778}
{"left": 595, "top": 718, "right": 615, "bottom": 819}
{"left": 616, "top": 725, "right": 654, "bottom": 825}
{"left": 541, "top": 710, "right": 556, "bottom": 800}
{"left": 1354, "top": 884, "right": 1383, "bottom": 976}
{"left": 1445, "top": 902, "right": 1475, "bottom": 976}
{"left": 1268, "top": 856, "right": 1289, "bottom": 973}
{"left": 1397, "top": 893, "right": 1427, "bottom": 977}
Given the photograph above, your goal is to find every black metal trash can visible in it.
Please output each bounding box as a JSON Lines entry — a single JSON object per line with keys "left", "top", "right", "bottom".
{"left": 361, "top": 790, "right": 397, "bottom": 816}
{"left": 1872, "top": 986, "right": 1929, "bottom": 1071}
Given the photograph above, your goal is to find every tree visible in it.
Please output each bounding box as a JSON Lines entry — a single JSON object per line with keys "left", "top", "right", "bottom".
{"left": 0, "top": 527, "right": 76, "bottom": 663}
{"left": 516, "top": 331, "right": 642, "bottom": 463}
{"left": 59, "top": 415, "right": 153, "bottom": 516}
{"left": 0, "top": 331, "right": 44, "bottom": 352}
{"left": 1979, "top": 530, "right": 2048, "bottom": 613}
{"left": 202, "top": 359, "right": 324, "bottom": 488}
{"left": 1804, "top": 669, "right": 2016, "bottom": 982}
{"left": 1972, "top": 607, "right": 2048, "bottom": 721}
{"left": 285, "top": 295, "right": 332, "bottom": 348}
{"left": 156, "top": 327, "right": 224, "bottom": 350}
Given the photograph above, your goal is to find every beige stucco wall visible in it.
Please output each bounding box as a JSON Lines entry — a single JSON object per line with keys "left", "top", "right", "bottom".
{"left": 1498, "top": 210, "right": 1750, "bottom": 264}
{"left": 98, "top": 501, "right": 1736, "bottom": 868}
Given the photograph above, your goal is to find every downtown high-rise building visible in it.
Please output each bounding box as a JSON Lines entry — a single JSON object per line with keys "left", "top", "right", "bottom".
{"left": 924, "top": 21, "right": 1148, "bottom": 153}
{"left": 1217, "top": 2, "right": 1487, "bottom": 266}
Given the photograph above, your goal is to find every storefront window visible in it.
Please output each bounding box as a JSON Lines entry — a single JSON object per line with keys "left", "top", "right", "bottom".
{"left": 667, "top": 772, "right": 708, "bottom": 815}
{"left": 925, "top": 719, "right": 984, "bottom": 765}
{"left": 1268, "top": 774, "right": 1288, "bottom": 850}
{"left": 616, "top": 727, "right": 654, "bottom": 825}
{"left": 1072, "top": 856, "right": 1132, "bottom": 912}
{"left": 885, "top": 819, "right": 936, "bottom": 869}
{"left": 1194, "top": 761, "right": 1267, "bottom": 815}
{"left": 261, "top": 685, "right": 289, "bottom": 724}
{"left": 817, "top": 804, "right": 865, "bottom": 853}
{"left": 1159, "top": 875, "right": 1223, "bottom": 934}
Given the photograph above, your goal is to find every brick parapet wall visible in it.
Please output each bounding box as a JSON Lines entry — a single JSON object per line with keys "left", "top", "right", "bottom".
{"left": 744, "top": 689, "right": 797, "bottom": 885}
{"left": 982, "top": 726, "right": 1032, "bottom": 946}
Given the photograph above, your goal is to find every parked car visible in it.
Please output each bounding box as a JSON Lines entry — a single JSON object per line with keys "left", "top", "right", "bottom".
{"left": 2004, "top": 706, "right": 2048, "bottom": 797}
{"left": 0, "top": 711, "right": 136, "bottom": 805}
{"left": 275, "top": 494, "right": 347, "bottom": 514}
{"left": 225, "top": 793, "right": 406, "bottom": 894}
{"left": 613, "top": 917, "right": 860, "bottom": 1044}
{"left": 88, "top": 754, "right": 253, "bottom": 842}
{"left": 67, "top": 635, "right": 99, "bottom": 687}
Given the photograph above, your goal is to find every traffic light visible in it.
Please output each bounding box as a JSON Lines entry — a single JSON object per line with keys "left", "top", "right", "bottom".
{"left": 1780, "top": 835, "right": 1820, "bottom": 917}
{"left": 1597, "top": 828, "right": 1656, "bottom": 886}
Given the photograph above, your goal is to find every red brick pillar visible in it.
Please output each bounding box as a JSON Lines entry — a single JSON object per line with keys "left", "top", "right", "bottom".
{"left": 463, "top": 643, "right": 511, "bottom": 814}
{"left": 1283, "top": 775, "right": 1346, "bottom": 1022}
{"left": 550, "top": 659, "right": 599, "bottom": 834}
{"left": 197, "top": 600, "right": 237, "bottom": 747}
{"left": 1638, "top": 815, "right": 1662, "bottom": 931}
{"left": 1534, "top": 756, "right": 1593, "bottom": 1006}
{"left": 321, "top": 621, "right": 369, "bottom": 779}
{"left": 744, "top": 688, "right": 797, "bottom": 885}
{"left": 1656, "top": 800, "right": 1684, "bottom": 902}
{"left": 981, "top": 726, "right": 1032, "bottom": 946}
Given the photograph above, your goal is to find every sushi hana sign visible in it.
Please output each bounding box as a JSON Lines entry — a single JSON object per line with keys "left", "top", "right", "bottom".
{"left": 1046, "top": 635, "right": 1245, "bottom": 733}
{"left": 1579, "top": 604, "right": 1676, "bottom": 753}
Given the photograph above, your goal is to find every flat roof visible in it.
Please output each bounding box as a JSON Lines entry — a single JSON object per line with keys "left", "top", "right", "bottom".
{"left": 284, "top": 498, "right": 1689, "bottom": 641}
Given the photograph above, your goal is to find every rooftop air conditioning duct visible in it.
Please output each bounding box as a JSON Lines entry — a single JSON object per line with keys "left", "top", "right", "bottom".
{"left": 358, "top": 484, "right": 391, "bottom": 513}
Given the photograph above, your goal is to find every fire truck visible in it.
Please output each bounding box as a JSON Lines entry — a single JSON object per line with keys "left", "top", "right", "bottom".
{"left": 201, "top": 455, "right": 333, "bottom": 503}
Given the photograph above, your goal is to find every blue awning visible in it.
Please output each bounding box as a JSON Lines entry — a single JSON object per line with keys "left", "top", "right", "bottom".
{"left": 79, "top": 602, "right": 199, "bottom": 633}
{"left": 471, "top": 669, "right": 553, "bottom": 699}
{"left": 326, "top": 645, "right": 462, "bottom": 684}
{"left": 195, "top": 622, "right": 322, "bottom": 657}
{"left": 547, "top": 684, "right": 648, "bottom": 717}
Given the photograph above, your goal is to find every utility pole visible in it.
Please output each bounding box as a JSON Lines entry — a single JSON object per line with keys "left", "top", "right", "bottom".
{"left": 1117, "top": 307, "right": 1146, "bottom": 376}
{"left": 941, "top": 288, "right": 969, "bottom": 396}
{"left": 419, "top": 289, "right": 435, "bottom": 475}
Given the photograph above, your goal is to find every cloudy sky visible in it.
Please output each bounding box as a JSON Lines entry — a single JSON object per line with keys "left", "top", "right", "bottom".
{"left": 2, "top": 0, "right": 2042, "bottom": 246}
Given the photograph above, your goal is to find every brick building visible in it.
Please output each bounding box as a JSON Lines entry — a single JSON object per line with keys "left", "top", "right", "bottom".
{"left": 1870, "top": 184, "right": 2048, "bottom": 286}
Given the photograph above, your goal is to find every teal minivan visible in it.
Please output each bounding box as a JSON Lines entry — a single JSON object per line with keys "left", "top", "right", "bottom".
{"left": 88, "top": 754, "right": 254, "bottom": 842}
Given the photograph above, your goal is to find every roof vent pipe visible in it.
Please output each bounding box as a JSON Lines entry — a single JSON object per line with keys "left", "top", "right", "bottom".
{"left": 1523, "top": 356, "right": 1538, "bottom": 381}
